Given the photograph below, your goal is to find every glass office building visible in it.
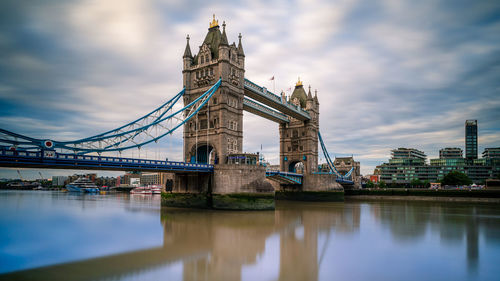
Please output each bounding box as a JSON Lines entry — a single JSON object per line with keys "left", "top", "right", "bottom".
{"left": 465, "top": 120, "right": 478, "bottom": 161}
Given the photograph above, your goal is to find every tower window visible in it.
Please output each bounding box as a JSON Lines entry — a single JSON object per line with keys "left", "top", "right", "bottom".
{"left": 200, "top": 119, "right": 207, "bottom": 129}
{"left": 205, "top": 55, "right": 209, "bottom": 62}
{"left": 200, "top": 56, "right": 204, "bottom": 64}
{"left": 210, "top": 67, "right": 213, "bottom": 76}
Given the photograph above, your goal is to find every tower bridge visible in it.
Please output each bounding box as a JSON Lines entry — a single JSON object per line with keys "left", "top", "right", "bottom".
{"left": 0, "top": 16, "right": 359, "bottom": 209}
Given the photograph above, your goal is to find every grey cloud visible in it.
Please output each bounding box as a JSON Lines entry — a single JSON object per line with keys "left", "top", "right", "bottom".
{"left": 1, "top": 0, "right": 499, "bottom": 179}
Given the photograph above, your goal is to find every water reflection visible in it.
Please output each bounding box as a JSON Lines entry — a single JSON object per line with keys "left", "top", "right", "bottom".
{"left": 2, "top": 198, "right": 500, "bottom": 281}
{"left": 163, "top": 202, "right": 360, "bottom": 281}
{"left": 369, "top": 201, "right": 500, "bottom": 274}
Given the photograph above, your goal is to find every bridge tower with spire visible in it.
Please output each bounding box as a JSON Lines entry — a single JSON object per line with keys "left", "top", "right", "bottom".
{"left": 182, "top": 15, "right": 246, "bottom": 165}
{"left": 279, "top": 79, "right": 320, "bottom": 175}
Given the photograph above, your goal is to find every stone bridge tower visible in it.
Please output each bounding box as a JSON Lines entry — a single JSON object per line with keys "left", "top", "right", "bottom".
{"left": 279, "top": 79, "right": 320, "bottom": 174}
{"left": 182, "top": 16, "right": 245, "bottom": 164}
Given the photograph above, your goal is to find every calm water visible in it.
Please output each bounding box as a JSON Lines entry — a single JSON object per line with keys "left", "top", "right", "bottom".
{"left": 0, "top": 191, "right": 499, "bottom": 281}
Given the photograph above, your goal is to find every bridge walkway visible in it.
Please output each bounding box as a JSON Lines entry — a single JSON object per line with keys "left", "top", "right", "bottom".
{"left": 0, "top": 149, "right": 213, "bottom": 173}
{"left": 244, "top": 79, "right": 311, "bottom": 122}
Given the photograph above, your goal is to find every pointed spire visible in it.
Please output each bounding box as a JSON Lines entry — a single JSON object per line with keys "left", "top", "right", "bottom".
{"left": 307, "top": 85, "right": 313, "bottom": 99}
{"left": 296, "top": 77, "right": 303, "bottom": 87}
{"left": 221, "top": 21, "right": 228, "bottom": 45}
{"left": 237, "top": 33, "right": 245, "bottom": 56}
{"left": 314, "top": 89, "right": 319, "bottom": 103}
{"left": 209, "top": 14, "right": 219, "bottom": 29}
{"left": 183, "top": 34, "right": 192, "bottom": 58}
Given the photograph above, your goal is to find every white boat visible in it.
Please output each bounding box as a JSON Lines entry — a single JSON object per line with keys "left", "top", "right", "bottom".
{"left": 150, "top": 185, "right": 162, "bottom": 194}
{"left": 66, "top": 178, "right": 100, "bottom": 193}
{"left": 130, "top": 186, "right": 152, "bottom": 195}
{"left": 130, "top": 185, "right": 162, "bottom": 195}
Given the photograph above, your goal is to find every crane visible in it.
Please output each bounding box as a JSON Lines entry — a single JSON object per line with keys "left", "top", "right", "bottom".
{"left": 17, "top": 170, "right": 24, "bottom": 181}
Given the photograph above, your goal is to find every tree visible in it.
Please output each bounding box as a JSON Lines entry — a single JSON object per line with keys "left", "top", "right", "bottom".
{"left": 410, "top": 179, "right": 423, "bottom": 188}
{"left": 423, "top": 180, "right": 430, "bottom": 188}
{"left": 441, "top": 171, "right": 472, "bottom": 186}
{"left": 378, "top": 181, "right": 387, "bottom": 189}
{"left": 366, "top": 181, "right": 375, "bottom": 188}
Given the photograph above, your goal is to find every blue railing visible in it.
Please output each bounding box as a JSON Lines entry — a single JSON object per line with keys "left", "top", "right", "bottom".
{"left": 266, "top": 170, "right": 303, "bottom": 184}
{"left": 0, "top": 149, "right": 213, "bottom": 172}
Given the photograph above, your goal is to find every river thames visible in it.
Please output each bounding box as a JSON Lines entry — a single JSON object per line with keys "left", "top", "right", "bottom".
{"left": 0, "top": 190, "right": 499, "bottom": 281}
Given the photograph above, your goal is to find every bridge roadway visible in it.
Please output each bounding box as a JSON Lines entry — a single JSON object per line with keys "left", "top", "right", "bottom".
{"left": 243, "top": 97, "right": 289, "bottom": 123}
{"left": 0, "top": 149, "right": 213, "bottom": 173}
{"left": 0, "top": 148, "right": 356, "bottom": 186}
{"left": 244, "top": 79, "right": 311, "bottom": 122}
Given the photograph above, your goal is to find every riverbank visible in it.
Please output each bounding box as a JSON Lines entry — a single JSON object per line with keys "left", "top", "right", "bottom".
{"left": 345, "top": 188, "right": 500, "bottom": 203}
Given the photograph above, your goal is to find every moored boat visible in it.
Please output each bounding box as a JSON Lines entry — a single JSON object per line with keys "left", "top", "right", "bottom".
{"left": 150, "top": 185, "right": 162, "bottom": 194}
{"left": 66, "top": 178, "right": 100, "bottom": 193}
{"left": 130, "top": 185, "right": 162, "bottom": 195}
{"left": 130, "top": 186, "right": 152, "bottom": 195}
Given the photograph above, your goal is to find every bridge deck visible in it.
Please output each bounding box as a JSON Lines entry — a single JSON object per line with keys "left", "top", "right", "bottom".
{"left": 243, "top": 97, "right": 289, "bottom": 123}
{"left": 0, "top": 149, "right": 213, "bottom": 173}
{"left": 244, "top": 79, "right": 311, "bottom": 121}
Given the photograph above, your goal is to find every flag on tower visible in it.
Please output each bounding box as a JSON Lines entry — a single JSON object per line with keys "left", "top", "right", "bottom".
{"left": 269, "top": 76, "right": 274, "bottom": 81}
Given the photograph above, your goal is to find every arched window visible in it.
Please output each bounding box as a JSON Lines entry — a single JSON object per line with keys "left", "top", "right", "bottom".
{"left": 200, "top": 55, "right": 204, "bottom": 64}
{"left": 205, "top": 54, "right": 209, "bottom": 62}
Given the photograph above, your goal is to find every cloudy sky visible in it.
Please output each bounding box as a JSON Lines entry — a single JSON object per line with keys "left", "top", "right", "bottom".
{"left": 1, "top": 0, "right": 499, "bottom": 179}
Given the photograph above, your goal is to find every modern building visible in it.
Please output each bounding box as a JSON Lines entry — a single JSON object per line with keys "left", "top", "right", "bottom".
{"left": 483, "top": 148, "right": 500, "bottom": 159}
{"left": 465, "top": 120, "right": 478, "bottom": 161}
{"left": 138, "top": 172, "right": 174, "bottom": 188}
{"left": 439, "top": 147, "right": 463, "bottom": 159}
{"left": 52, "top": 176, "right": 68, "bottom": 186}
{"left": 379, "top": 149, "right": 499, "bottom": 185}
{"left": 392, "top": 148, "right": 426, "bottom": 161}
{"left": 379, "top": 148, "right": 429, "bottom": 184}
{"left": 377, "top": 120, "right": 499, "bottom": 185}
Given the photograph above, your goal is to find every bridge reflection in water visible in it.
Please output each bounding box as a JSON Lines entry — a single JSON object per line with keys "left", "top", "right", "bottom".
{"left": 3, "top": 200, "right": 499, "bottom": 281}
{"left": 1, "top": 202, "right": 360, "bottom": 281}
